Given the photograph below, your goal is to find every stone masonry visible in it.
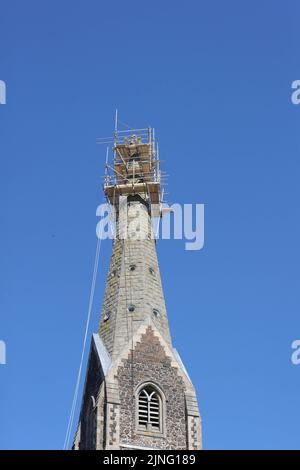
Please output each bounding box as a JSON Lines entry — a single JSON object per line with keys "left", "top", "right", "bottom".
{"left": 74, "top": 131, "right": 202, "bottom": 450}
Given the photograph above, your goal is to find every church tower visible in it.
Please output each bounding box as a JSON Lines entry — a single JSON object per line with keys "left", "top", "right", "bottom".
{"left": 73, "top": 125, "right": 202, "bottom": 450}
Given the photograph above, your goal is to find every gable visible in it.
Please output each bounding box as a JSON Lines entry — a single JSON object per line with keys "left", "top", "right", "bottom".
{"left": 106, "top": 319, "right": 195, "bottom": 392}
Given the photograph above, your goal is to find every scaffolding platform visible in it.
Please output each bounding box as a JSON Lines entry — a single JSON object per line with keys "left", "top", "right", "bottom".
{"left": 97, "top": 120, "right": 164, "bottom": 217}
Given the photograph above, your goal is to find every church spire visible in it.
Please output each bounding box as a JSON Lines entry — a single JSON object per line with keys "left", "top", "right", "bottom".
{"left": 99, "top": 129, "right": 171, "bottom": 360}
{"left": 73, "top": 122, "right": 202, "bottom": 450}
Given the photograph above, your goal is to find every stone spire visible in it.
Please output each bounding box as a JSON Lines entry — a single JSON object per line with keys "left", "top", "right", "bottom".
{"left": 99, "top": 196, "right": 172, "bottom": 361}
{"left": 73, "top": 126, "right": 202, "bottom": 450}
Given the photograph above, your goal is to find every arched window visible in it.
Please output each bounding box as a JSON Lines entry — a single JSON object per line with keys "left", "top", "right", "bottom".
{"left": 137, "top": 384, "right": 163, "bottom": 433}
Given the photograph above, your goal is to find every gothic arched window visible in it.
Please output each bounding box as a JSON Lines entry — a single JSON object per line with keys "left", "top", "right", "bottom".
{"left": 136, "top": 384, "right": 164, "bottom": 434}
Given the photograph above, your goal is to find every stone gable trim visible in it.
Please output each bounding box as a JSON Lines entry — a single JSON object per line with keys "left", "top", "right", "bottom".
{"left": 106, "top": 318, "right": 195, "bottom": 393}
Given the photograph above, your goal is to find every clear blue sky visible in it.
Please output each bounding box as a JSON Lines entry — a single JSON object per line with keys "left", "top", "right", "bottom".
{"left": 1, "top": 0, "right": 300, "bottom": 450}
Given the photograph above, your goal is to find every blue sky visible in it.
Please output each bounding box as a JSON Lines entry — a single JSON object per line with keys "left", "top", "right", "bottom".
{"left": 1, "top": 0, "right": 300, "bottom": 450}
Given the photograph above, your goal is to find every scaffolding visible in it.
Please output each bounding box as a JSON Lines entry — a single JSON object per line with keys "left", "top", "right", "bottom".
{"left": 97, "top": 115, "right": 166, "bottom": 217}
